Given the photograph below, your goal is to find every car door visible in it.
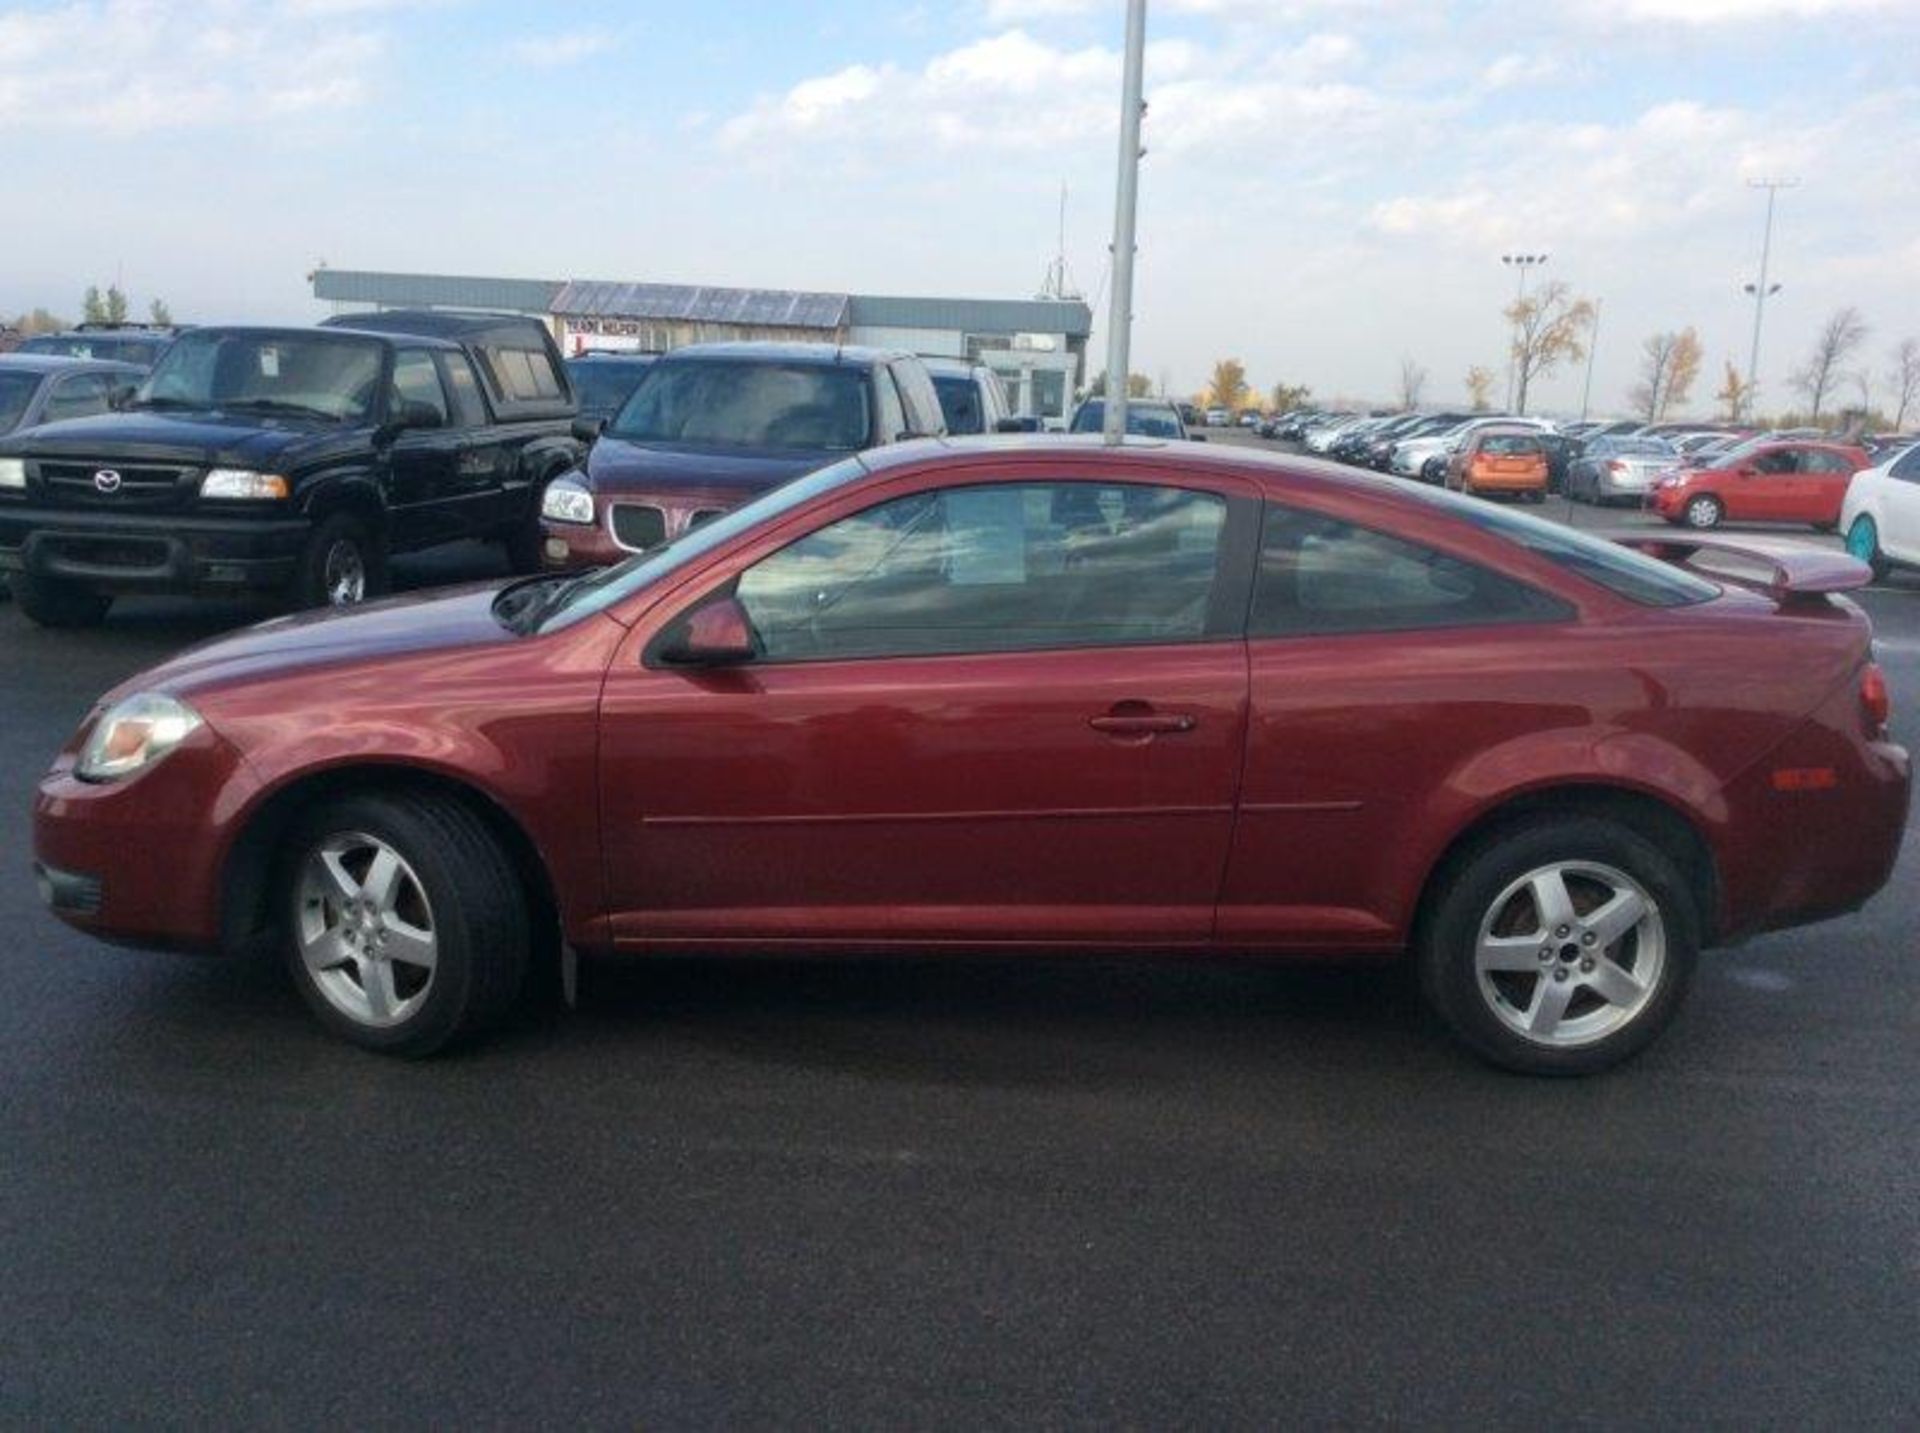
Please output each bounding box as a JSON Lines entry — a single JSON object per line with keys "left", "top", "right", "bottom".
{"left": 1797, "top": 448, "right": 1854, "bottom": 525}
{"left": 436, "top": 349, "right": 515, "bottom": 533}
{"left": 1882, "top": 446, "right": 1920, "bottom": 560}
{"left": 1218, "top": 502, "right": 1579, "bottom": 946}
{"left": 382, "top": 347, "right": 465, "bottom": 549}
{"left": 1734, "top": 445, "right": 1797, "bottom": 521}
{"left": 595, "top": 463, "right": 1260, "bottom": 948}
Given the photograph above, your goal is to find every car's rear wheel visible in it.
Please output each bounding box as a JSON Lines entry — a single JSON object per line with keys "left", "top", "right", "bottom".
{"left": 279, "top": 792, "right": 529, "bottom": 1056}
{"left": 1418, "top": 817, "right": 1699, "bottom": 1075}
{"left": 1846, "top": 514, "right": 1891, "bottom": 581}
{"left": 1683, "top": 494, "right": 1723, "bottom": 529}
{"left": 292, "top": 513, "right": 388, "bottom": 611}
{"left": 13, "top": 570, "right": 112, "bottom": 628}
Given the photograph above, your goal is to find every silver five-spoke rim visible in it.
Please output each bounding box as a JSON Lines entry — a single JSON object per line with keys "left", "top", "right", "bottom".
{"left": 294, "top": 832, "right": 437, "bottom": 1028}
{"left": 324, "top": 539, "right": 366, "bottom": 606}
{"left": 1474, "top": 860, "right": 1666, "bottom": 1048}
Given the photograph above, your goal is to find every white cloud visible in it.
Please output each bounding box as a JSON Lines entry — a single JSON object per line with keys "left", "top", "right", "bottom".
{"left": 1481, "top": 51, "right": 1561, "bottom": 89}
{"left": 509, "top": 29, "right": 617, "bottom": 68}
{"left": 1608, "top": 0, "right": 1898, "bottom": 21}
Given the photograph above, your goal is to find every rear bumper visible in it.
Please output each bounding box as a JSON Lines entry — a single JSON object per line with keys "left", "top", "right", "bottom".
{"left": 0, "top": 504, "right": 308, "bottom": 593}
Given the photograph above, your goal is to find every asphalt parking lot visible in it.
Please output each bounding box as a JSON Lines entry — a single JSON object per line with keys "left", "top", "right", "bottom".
{"left": 3, "top": 470, "right": 1917, "bottom": 1425}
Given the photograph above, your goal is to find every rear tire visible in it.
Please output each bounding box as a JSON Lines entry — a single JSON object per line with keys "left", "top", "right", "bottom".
{"left": 13, "top": 570, "right": 112, "bottom": 628}
{"left": 291, "top": 513, "right": 388, "bottom": 611}
{"left": 279, "top": 791, "right": 530, "bottom": 1056}
{"left": 1418, "top": 816, "right": 1699, "bottom": 1076}
{"left": 1683, "top": 495, "right": 1723, "bottom": 530}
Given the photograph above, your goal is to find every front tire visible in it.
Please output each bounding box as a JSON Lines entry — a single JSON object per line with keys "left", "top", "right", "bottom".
{"left": 291, "top": 513, "right": 388, "bottom": 611}
{"left": 1846, "top": 515, "right": 1891, "bottom": 581}
{"left": 279, "top": 792, "right": 530, "bottom": 1056}
{"left": 1683, "top": 495, "right": 1723, "bottom": 530}
{"left": 13, "top": 569, "right": 112, "bottom": 628}
{"left": 1418, "top": 817, "right": 1699, "bottom": 1076}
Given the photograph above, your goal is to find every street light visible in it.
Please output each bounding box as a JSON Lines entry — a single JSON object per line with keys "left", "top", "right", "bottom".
{"left": 1501, "top": 252, "right": 1548, "bottom": 411}
{"left": 1101, "top": 0, "right": 1149, "bottom": 445}
{"left": 1743, "top": 178, "right": 1798, "bottom": 421}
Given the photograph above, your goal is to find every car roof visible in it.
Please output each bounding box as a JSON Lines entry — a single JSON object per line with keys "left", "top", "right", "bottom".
{"left": 658, "top": 340, "right": 909, "bottom": 367}
{"left": 0, "top": 353, "right": 146, "bottom": 376}
{"left": 186, "top": 323, "right": 455, "bottom": 350}
{"left": 921, "top": 356, "right": 992, "bottom": 378}
{"left": 568, "top": 351, "right": 658, "bottom": 363}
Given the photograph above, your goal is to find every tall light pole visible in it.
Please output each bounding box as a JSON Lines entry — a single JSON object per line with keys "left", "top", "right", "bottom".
{"left": 1101, "top": 0, "right": 1148, "bottom": 445}
{"left": 1743, "top": 177, "right": 1798, "bottom": 421}
{"left": 1501, "top": 252, "right": 1548, "bottom": 412}
{"left": 1580, "top": 296, "right": 1603, "bottom": 422}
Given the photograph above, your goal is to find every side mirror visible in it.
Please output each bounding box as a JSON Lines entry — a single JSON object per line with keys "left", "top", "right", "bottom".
{"left": 571, "top": 416, "right": 605, "bottom": 445}
{"left": 109, "top": 383, "right": 139, "bottom": 411}
{"left": 1188, "top": 432, "right": 1208, "bottom": 442}
{"left": 397, "top": 400, "right": 444, "bottom": 431}
{"left": 659, "top": 595, "right": 757, "bottom": 667}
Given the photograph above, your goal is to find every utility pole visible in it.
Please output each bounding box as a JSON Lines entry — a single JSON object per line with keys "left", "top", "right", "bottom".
{"left": 1580, "top": 297, "right": 1603, "bottom": 421}
{"left": 1102, "top": 0, "right": 1148, "bottom": 445}
{"left": 1743, "top": 178, "right": 1797, "bottom": 422}
{"left": 1501, "top": 253, "right": 1548, "bottom": 412}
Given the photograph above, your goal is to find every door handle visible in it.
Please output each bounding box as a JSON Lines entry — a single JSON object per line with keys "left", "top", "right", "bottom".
{"left": 1089, "top": 712, "right": 1197, "bottom": 736}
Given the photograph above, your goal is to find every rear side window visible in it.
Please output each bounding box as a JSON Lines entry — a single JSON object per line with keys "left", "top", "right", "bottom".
{"left": 1252, "top": 505, "right": 1570, "bottom": 637}
{"left": 933, "top": 374, "right": 985, "bottom": 435}
{"left": 481, "top": 345, "right": 565, "bottom": 402}
{"left": 438, "top": 352, "right": 489, "bottom": 427}
{"left": 1890, "top": 446, "right": 1920, "bottom": 482}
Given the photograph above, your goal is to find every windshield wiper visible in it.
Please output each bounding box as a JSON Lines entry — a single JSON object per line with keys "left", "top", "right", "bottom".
{"left": 220, "top": 398, "right": 342, "bottom": 422}
{"left": 126, "top": 395, "right": 202, "bottom": 411}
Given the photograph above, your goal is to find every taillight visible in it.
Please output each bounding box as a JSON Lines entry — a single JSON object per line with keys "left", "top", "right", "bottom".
{"left": 1862, "top": 663, "right": 1891, "bottom": 733}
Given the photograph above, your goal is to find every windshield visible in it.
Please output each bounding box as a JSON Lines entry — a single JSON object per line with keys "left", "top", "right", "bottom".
{"left": 1594, "top": 437, "right": 1674, "bottom": 457}
{"left": 1070, "top": 400, "right": 1183, "bottom": 438}
{"left": 0, "top": 371, "right": 38, "bottom": 432}
{"left": 20, "top": 335, "right": 161, "bottom": 366}
{"left": 609, "top": 360, "right": 872, "bottom": 451}
{"left": 139, "top": 331, "right": 383, "bottom": 422}
{"left": 932, "top": 373, "right": 986, "bottom": 435}
{"left": 538, "top": 454, "right": 872, "bottom": 631}
{"left": 568, "top": 358, "right": 654, "bottom": 415}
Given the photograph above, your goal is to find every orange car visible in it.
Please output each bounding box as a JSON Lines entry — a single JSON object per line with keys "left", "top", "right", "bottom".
{"left": 1445, "top": 427, "right": 1550, "bottom": 503}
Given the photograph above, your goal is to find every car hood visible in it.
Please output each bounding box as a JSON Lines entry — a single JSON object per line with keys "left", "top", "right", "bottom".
{"left": 109, "top": 582, "right": 521, "bottom": 705}
{"left": 583, "top": 436, "right": 835, "bottom": 498}
{"left": 0, "top": 410, "right": 352, "bottom": 470}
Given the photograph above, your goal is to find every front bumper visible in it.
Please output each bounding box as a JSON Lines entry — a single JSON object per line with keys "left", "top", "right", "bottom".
{"left": 0, "top": 504, "right": 309, "bottom": 593}
{"left": 33, "top": 727, "right": 261, "bottom": 954}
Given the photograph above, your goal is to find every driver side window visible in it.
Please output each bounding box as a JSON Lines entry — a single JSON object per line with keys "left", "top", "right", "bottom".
{"left": 391, "top": 349, "right": 450, "bottom": 426}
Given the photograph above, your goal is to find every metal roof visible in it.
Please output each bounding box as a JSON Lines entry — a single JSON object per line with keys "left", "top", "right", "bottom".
{"left": 849, "top": 293, "right": 1093, "bottom": 338}
{"left": 310, "top": 269, "right": 563, "bottom": 314}
{"left": 552, "top": 281, "right": 849, "bottom": 330}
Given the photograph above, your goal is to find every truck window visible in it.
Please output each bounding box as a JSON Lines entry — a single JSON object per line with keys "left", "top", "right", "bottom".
{"left": 438, "top": 352, "right": 489, "bottom": 427}
{"left": 391, "top": 350, "right": 451, "bottom": 425}
{"left": 482, "top": 346, "right": 565, "bottom": 403}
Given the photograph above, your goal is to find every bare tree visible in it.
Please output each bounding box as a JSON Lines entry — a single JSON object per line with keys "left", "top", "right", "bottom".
{"left": 1506, "top": 282, "right": 1595, "bottom": 415}
{"left": 1714, "top": 360, "right": 1750, "bottom": 421}
{"left": 1397, "top": 358, "right": 1428, "bottom": 410}
{"left": 1630, "top": 327, "right": 1705, "bottom": 423}
{"left": 1270, "top": 381, "right": 1311, "bottom": 412}
{"left": 1887, "top": 338, "right": 1919, "bottom": 429}
{"left": 1665, "top": 329, "right": 1702, "bottom": 419}
{"left": 1464, "top": 366, "right": 1495, "bottom": 412}
{"left": 1790, "top": 306, "right": 1869, "bottom": 421}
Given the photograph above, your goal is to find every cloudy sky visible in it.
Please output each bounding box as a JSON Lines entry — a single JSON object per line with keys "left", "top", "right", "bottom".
{"left": 4, "top": 0, "right": 1916, "bottom": 415}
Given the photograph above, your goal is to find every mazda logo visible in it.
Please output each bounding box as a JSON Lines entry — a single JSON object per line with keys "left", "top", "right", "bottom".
{"left": 93, "top": 469, "right": 123, "bottom": 494}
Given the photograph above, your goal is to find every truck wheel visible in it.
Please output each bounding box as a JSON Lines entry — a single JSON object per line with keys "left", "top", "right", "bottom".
{"left": 13, "top": 570, "right": 112, "bottom": 628}
{"left": 292, "top": 513, "right": 388, "bottom": 610}
{"left": 1418, "top": 816, "right": 1699, "bottom": 1076}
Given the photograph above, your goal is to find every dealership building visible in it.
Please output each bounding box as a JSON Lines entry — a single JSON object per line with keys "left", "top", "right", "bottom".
{"left": 310, "top": 267, "right": 1093, "bottom": 425}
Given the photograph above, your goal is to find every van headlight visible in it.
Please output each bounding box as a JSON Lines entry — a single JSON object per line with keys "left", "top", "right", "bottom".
{"left": 542, "top": 480, "right": 595, "bottom": 525}
{"left": 76, "top": 693, "right": 204, "bottom": 783}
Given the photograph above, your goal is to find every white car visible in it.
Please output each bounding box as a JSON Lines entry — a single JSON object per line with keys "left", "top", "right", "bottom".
{"left": 1840, "top": 443, "right": 1920, "bottom": 579}
{"left": 1391, "top": 416, "right": 1550, "bottom": 479}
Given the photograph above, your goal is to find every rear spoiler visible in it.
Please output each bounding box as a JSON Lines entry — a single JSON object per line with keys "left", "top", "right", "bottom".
{"left": 1619, "top": 535, "right": 1872, "bottom": 600}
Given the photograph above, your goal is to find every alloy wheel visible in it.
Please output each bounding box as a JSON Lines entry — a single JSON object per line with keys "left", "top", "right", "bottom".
{"left": 1685, "top": 497, "right": 1721, "bottom": 529}
{"left": 294, "top": 832, "right": 438, "bottom": 1028}
{"left": 324, "top": 539, "right": 367, "bottom": 606}
{"left": 1472, "top": 860, "right": 1666, "bottom": 1048}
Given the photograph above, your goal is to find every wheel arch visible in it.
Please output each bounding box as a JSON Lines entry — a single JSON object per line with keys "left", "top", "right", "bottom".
{"left": 219, "top": 761, "right": 561, "bottom": 965}
{"left": 1410, "top": 783, "right": 1723, "bottom": 951}
{"left": 301, "top": 472, "right": 390, "bottom": 535}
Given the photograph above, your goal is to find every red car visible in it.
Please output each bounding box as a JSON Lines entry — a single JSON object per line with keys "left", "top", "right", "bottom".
{"left": 34, "top": 441, "right": 1909, "bottom": 1074}
{"left": 1649, "top": 439, "right": 1870, "bottom": 530}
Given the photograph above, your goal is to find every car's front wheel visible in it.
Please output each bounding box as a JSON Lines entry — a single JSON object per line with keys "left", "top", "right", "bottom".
{"left": 1846, "top": 514, "right": 1891, "bottom": 581}
{"left": 292, "top": 513, "right": 388, "bottom": 610}
{"left": 1683, "top": 494, "right": 1724, "bottom": 529}
{"left": 12, "top": 570, "right": 112, "bottom": 628}
{"left": 280, "top": 792, "right": 530, "bottom": 1055}
{"left": 1418, "top": 816, "right": 1699, "bottom": 1075}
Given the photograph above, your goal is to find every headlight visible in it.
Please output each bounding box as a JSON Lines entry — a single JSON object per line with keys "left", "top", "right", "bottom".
{"left": 542, "top": 481, "right": 595, "bottom": 525}
{"left": 76, "top": 693, "right": 204, "bottom": 783}
{"left": 200, "top": 469, "right": 290, "bottom": 500}
{"left": 0, "top": 457, "right": 24, "bottom": 490}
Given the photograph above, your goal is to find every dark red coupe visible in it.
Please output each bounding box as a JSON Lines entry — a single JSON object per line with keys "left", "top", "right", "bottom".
{"left": 34, "top": 440, "right": 1908, "bottom": 1073}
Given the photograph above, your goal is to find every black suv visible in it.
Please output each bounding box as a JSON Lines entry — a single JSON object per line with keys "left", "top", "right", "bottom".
{"left": 0, "top": 311, "right": 582, "bottom": 626}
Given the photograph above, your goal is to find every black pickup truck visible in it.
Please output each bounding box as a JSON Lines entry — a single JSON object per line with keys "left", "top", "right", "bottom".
{"left": 0, "top": 310, "right": 583, "bottom": 626}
